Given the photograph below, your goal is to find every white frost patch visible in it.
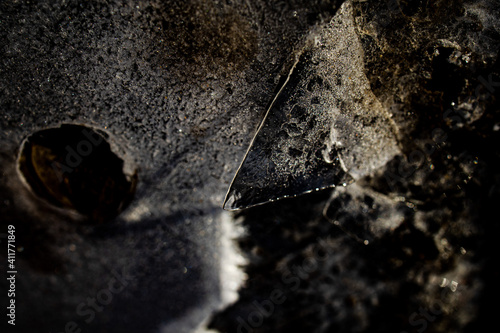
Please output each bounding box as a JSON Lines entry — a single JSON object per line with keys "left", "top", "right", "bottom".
{"left": 218, "top": 211, "right": 248, "bottom": 305}
{"left": 159, "top": 211, "right": 247, "bottom": 333}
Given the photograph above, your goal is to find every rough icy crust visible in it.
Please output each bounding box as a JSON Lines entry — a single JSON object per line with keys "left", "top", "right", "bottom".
{"left": 225, "top": 2, "right": 400, "bottom": 210}
{"left": 0, "top": 1, "right": 346, "bottom": 332}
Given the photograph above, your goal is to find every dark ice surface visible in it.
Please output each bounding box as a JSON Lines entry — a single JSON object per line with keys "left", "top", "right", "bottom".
{"left": 1, "top": 1, "right": 499, "bottom": 333}
{"left": 225, "top": 4, "right": 399, "bottom": 210}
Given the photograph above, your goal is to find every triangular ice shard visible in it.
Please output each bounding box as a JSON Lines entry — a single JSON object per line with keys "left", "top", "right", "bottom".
{"left": 223, "top": 53, "right": 354, "bottom": 210}
{"left": 224, "top": 2, "right": 400, "bottom": 210}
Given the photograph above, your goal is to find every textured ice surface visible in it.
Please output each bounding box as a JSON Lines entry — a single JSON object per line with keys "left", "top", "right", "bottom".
{"left": 224, "top": 2, "right": 400, "bottom": 210}
{"left": 2, "top": 0, "right": 498, "bottom": 332}
{"left": 0, "top": 0, "right": 345, "bottom": 332}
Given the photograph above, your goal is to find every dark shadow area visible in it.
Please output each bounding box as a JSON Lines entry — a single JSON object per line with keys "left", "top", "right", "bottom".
{"left": 18, "top": 124, "right": 137, "bottom": 223}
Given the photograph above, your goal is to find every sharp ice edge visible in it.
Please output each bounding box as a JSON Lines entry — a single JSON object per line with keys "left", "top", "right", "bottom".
{"left": 222, "top": 56, "right": 302, "bottom": 210}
